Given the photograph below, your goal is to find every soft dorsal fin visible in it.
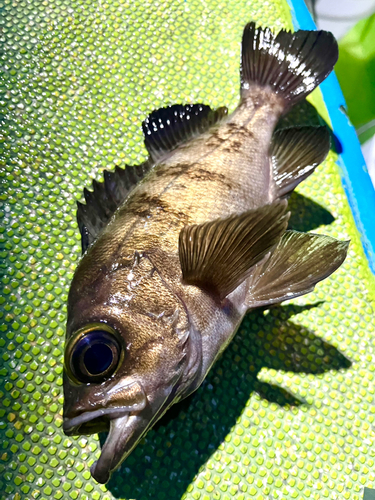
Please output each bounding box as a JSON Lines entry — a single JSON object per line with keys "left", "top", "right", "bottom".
{"left": 179, "top": 201, "right": 290, "bottom": 300}
{"left": 271, "top": 126, "right": 330, "bottom": 198}
{"left": 246, "top": 230, "right": 349, "bottom": 309}
{"left": 142, "top": 104, "right": 228, "bottom": 161}
{"left": 77, "top": 162, "right": 152, "bottom": 253}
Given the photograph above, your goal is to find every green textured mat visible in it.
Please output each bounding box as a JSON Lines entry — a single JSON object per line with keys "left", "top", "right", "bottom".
{"left": 1, "top": 1, "right": 375, "bottom": 499}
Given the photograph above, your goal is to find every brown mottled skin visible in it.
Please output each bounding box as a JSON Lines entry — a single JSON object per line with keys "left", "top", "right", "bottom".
{"left": 62, "top": 19, "right": 344, "bottom": 482}
{"left": 64, "top": 88, "right": 285, "bottom": 481}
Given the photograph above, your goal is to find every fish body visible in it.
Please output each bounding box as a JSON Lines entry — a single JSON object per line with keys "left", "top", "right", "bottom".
{"left": 63, "top": 23, "right": 348, "bottom": 483}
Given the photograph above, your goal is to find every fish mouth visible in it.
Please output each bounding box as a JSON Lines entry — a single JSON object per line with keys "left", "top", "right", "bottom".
{"left": 63, "top": 380, "right": 154, "bottom": 482}
{"left": 63, "top": 380, "right": 148, "bottom": 436}
{"left": 63, "top": 407, "right": 131, "bottom": 436}
{"left": 89, "top": 387, "right": 183, "bottom": 483}
{"left": 63, "top": 402, "right": 151, "bottom": 484}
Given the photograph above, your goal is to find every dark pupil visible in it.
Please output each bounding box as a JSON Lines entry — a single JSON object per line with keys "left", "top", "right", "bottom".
{"left": 71, "top": 329, "right": 120, "bottom": 382}
{"left": 84, "top": 343, "right": 113, "bottom": 375}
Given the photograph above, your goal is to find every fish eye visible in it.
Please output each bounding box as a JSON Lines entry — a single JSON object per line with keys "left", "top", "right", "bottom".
{"left": 66, "top": 326, "right": 122, "bottom": 384}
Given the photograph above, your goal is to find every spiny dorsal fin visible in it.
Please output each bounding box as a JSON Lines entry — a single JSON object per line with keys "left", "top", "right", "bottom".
{"left": 246, "top": 230, "right": 349, "bottom": 308}
{"left": 241, "top": 22, "right": 338, "bottom": 108}
{"left": 271, "top": 126, "right": 330, "bottom": 198}
{"left": 142, "top": 104, "right": 228, "bottom": 161}
{"left": 179, "top": 201, "right": 290, "bottom": 301}
{"left": 77, "top": 161, "right": 152, "bottom": 253}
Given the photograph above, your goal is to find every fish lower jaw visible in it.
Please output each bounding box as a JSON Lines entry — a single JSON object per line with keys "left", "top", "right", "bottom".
{"left": 90, "top": 413, "right": 135, "bottom": 484}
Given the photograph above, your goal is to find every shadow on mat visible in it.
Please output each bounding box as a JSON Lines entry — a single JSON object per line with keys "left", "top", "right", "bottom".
{"left": 288, "top": 192, "right": 335, "bottom": 232}
{"left": 277, "top": 98, "right": 343, "bottom": 154}
{"left": 104, "top": 302, "right": 351, "bottom": 500}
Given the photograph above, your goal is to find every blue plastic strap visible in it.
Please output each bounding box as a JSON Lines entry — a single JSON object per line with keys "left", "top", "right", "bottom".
{"left": 287, "top": 0, "right": 375, "bottom": 274}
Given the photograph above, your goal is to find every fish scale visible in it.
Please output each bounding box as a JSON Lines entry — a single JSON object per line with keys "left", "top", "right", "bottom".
{"left": 83, "top": 97, "right": 286, "bottom": 260}
{"left": 62, "top": 20, "right": 349, "bottom": 484}
{"left": 1, "top": 0, "right": 375, "bottom": 498}
{"left": 152, "top": 98, "right": 281, "bottom": 213}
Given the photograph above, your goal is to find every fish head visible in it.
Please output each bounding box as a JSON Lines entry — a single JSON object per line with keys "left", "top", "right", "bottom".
{"left": 63, "top": 248, "right": 193, "bottom": 483}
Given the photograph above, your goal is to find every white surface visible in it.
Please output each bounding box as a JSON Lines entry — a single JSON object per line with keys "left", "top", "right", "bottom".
{"left": 362, "top": 136, "right": 375, "bottom": 188}
{"left": 315, "top": 0, "right": 375, "bottom": 187}
{"left": 315, "top": 0, "right": 375, "bottom": 39}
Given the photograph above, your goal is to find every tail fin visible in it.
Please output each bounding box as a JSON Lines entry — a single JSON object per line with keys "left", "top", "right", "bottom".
{"left": 241, "top": 22, "right": 338, "bottom": 108}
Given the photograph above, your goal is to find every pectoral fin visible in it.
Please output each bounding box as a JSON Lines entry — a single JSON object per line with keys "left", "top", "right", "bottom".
{"left": 179, "top": 201, "right": 290, "bottom": 300}
{"left": 246, "top": 230, "right": 349, "bottom": 309}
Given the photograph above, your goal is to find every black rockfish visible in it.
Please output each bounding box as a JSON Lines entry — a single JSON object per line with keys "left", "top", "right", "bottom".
{"left": 63, "top": 22, "right": 348, "bottom": 483}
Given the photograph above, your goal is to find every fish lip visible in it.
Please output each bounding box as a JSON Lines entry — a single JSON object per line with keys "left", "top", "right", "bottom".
{"left": 63, "top": 380, "right": 148, "bottom": 435}
{"left": 87, "top": 380, "right": 183, "bottom": 483}
{"left": 63, "top": 407, "right": 132, "bottom": 435}
{"left": 90, "top": 414, "right": 145, "bottom": 484}
{"left": 90, "top": 415, "right": 130, "bottom": 484}
{"left": 89, "top": 391, "right": 179, "bottom": 483}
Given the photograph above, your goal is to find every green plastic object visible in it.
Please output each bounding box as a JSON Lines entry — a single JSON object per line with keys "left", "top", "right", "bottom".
{"left": 335, "top": 13, "right": 375, "bottom": 143}
{"left": 364, "top": 487, "right": 375, "bottom": 500}
{"left": 1, "top": 1, "right": 375, "bottom": 499}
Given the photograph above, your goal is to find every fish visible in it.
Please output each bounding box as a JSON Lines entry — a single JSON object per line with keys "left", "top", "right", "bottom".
{"left": 63, "top": 21, "right": 349, "bottom": 484}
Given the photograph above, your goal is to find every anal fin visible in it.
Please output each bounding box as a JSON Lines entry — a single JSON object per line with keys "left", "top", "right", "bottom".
{"left": 246, "top": 230, "right": 349, "bottom": 309}
{"left": 271, "top": 126, "right": 330, "bottom": 198}
{"left": 179, "top": 201, "right": 289, "bottom": 301}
